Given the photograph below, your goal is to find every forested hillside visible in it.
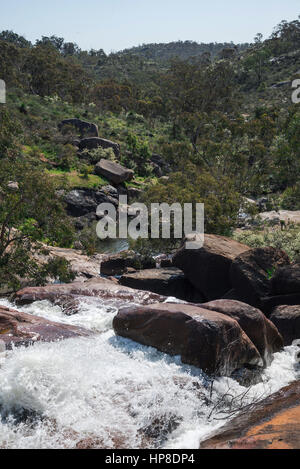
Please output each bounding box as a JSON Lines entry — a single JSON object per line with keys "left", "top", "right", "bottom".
{"left": 0, "top": 17, "right": 299, "bottom": 286}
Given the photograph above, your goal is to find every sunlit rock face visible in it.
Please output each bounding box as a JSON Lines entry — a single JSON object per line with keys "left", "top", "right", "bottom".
{"left": 113, "top": 303, "right": 262, "bottom": 376}
{"left": 200, "top": 381, "right": 300, "bottom": 449}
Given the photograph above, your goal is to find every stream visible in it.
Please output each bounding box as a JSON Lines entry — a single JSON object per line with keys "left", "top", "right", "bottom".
{"left": 0, "top": 296, "right": 299, "bottom": 449}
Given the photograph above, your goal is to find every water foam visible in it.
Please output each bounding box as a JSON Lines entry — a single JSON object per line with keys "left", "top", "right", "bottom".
{"left": 0, "top": 298, "right": 298, "bottom": 449}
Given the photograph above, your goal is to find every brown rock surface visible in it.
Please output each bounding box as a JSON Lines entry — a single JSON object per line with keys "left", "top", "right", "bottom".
{"left": 113, "top": 303, "right": 261, "bottom": 376}
{"left": 15, "top": 278, "right": 166, "bottom": 309}
{"left": 95, "top": 159, "right": 134, "bottom": 185}
{"left": 200, "top": 299, "right": 283, "bottom": 364}
{"left": 173, "top": 235, "right": 249, "bottom": 301}
{"left": 230, "top": 247, "right": 290, "bottom": 309}
{"left": 270, "top": 305, "right": 300, "bottom": 345}
{"left": 271, "top": 264, "right": 300, "bottom": 295}
{"left": 0, "top": 305, "right": 90, "bottom": 349}
{"left": 201, "top": 381, "right": 300, "bottom": 449}
{"left": 119, "top": 268, "right": 204, "bottom": 302}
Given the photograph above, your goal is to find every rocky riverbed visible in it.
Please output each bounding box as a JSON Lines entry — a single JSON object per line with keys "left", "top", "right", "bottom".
{"left": 0, "top": 232, "right": 300, "bottom": 449}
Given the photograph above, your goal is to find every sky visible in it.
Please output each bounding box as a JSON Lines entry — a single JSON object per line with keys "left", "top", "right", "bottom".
{"left": 0, "top": 0, "right": 299, "bottom": 53}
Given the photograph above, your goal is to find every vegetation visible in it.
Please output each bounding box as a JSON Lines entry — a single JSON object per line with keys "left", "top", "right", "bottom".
{"left": 0, "top": 17, "right": 299, "bottom": 285}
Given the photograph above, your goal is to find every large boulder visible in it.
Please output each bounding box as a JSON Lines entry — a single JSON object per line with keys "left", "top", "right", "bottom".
{"left": 173, "top": 235, "right": 249, "bottom": 301}
{"left": 113, "top": 303, "right": 261, "bottom": 376}
{"left": 230, "top": 247, "right": 290, "bottom": 310}
{"left": 261, "top": 293, "right": 300, "bottom": 316}
{"left": 100, "top": 252, "right": 155, "bottom": 276}
{"left": 64, "top": 188, "right": 118, "bottom": 218}
{"left": 200, "top": 300, "right": 283, "bottom": 365}
{"left": 271, "top": 264, "right": 300, "bottom": 295}
{"left": 79, "top": 137, "right": 120, "bottom": 158}
{"left": 119, "top": 268, "right": 205, "bottom": 303}
{"left": 201, "top": 381, "right": 300, "bottom": 449}
{"left": 15, "top": 278, "right": 166, "bottom": 310}
{"left": 58, "top": 119, "right": 99, "bottom": 138}
{"left": 0, "top": 305, "right": 90, "bottom": 349}
{"left": 270, "top": 305, "right": 300, "bottom": 346}
{"left": 95, "top": 159, "right": 134, "bottom": 185}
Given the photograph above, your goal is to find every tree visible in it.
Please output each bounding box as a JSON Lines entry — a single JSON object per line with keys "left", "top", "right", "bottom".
{"left": 0, "top": 109, "right": 21, "bottom": 158}
{"left": 0, "top": 30, "right": 31, "bottom": 48}
{"left": 0, "top": 159, "right": 75, "bottom": 289}
{"left": 142, "top": 162, "right": 240, "bottom": 237}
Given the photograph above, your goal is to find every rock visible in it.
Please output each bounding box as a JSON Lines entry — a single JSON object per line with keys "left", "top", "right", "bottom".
{"left": 7, "top": 181, "right": 19, "bottom": 191}
{"left": 200, "top": 381, "right": 300, "bottom": 449}
{"left": 73, "top": 213, "right": 98, "bottom": 230}
{"left": 151, "top": 163, "right": 163, "bottom": 178}
{"left": 259, "top": 210, "right": 300, "bottom": 225}
{"left": 200, "top": 300, "right": 283, "bottom": 365}
{"left": 119, "top": 268, "right": 204, "bottom": 303}
{"left": 65, "top": 188, "right": 118, "bottom": 218}
{"left": 230, "top": 247, "right": 290, "bottom": 309}
{"left": 34, "top": 245, "right": 104, "bottom": 282}
{"left": 128, "top": 187, "right": 143, "bottom": 201}
{"left": 95, "top": 159, "right": 134, "bottom": 185}
{"left": 79, "top": 137, "right": 120, "bottom": 158}
{"left": 151, "top": 154, "right": 171, "bottom": 175}
{"left": 100, "top": 185, "right": 119, "bottom": 198}
{"left": 0, "top": 305, "right": 90, "bottom": 349}
{"left": 173, "top": 235, "right": 250, "bottom": 301}
{"left": 15, "top": 278, "right": 167, "bottom": 308}
{"left": 271, "top": 264, "right": 300, "bottom": 295}
{"left": 100, "top": 252, "right": 155, "bottom": 276}
{"left": 261, "top": 294, "right": 300, "bottom": 316}
{"left": 58, "top": 119, "right": 99, "bottom": 138}
{"left": 113, "top": 303, "right": 262, "bottom": 376}
{"left": 154, "top": 254, "right": 173, "bottom": 268}
{"left": 270, "top": 305, "right": 300, "bottom": 346}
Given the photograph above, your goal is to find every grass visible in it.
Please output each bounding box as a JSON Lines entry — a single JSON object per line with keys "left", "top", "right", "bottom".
{"left": 46, "top": 169, "right": 109, "bottom": 189}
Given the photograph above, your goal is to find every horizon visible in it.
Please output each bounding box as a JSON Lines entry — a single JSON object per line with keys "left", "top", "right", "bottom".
{"left": 0, "top": 0, "right": 299, "bottom": 53}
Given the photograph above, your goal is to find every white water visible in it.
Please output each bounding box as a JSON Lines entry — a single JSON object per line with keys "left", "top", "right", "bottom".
{"left": 0, "top": 297, "right": 299, "bottom": 449}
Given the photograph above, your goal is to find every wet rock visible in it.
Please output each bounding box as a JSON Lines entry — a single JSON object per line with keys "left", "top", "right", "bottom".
{"left": 15, "top": 278, "right": 167, "bottom": 307}
{"left": 270, "top": 305, "right": 300, "bottom": 346}
{"left": 113, "top": 303, "right": 262, "bottom": 376}
{"left": 119, "top": 268, "right": 204, "bottom": 303}
{"left": 95, "top": 159, "right": 134, "bottom": 185}
{"left": 230, "top": 247, "right": 290, "bottom": 309}
{"left": 78, "top": 137, "right": 120, "bottom": 158}
{"left": 200, "top": 381, "right": 300, "bottom": 449}
{"left": 0, "top": 305, "right": 91, "bottom": 349}
{"left": 200, "top": 299, "right": 283, "bottom": 365}
{"left": 173, "top": 234, "right": 249, "bottom": 301}
{"left": 58, "top": 119, "right": 99, "bottom": 138}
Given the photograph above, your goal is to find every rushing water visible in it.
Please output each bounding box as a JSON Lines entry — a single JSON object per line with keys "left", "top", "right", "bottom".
{"left": 0, "top": 297, "right": 299, "bottom": 449}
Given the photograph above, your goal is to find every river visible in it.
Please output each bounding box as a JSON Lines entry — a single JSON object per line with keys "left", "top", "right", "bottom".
{"left": 0, "top": 296, "right": 298, "bottom": 449}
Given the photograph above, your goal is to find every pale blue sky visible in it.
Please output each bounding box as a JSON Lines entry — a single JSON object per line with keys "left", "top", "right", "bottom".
{"left": 0, "top": 0, "right": 299, "bottom": 53}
